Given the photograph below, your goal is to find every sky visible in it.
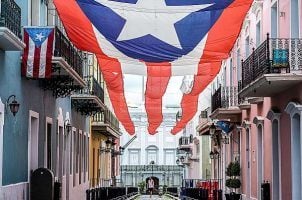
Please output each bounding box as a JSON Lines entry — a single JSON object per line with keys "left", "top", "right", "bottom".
{"left": 123, "top": 75, "right": 184, "bottom": 109}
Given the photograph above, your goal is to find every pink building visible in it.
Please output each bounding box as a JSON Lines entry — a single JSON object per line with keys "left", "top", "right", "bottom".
{"left": 208, "top": 0, "right": 302, "bottom": 200}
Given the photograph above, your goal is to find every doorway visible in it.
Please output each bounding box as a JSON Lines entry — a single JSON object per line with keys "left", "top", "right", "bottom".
{"left": 246, "top": 128, "right": 251, "bottom": 198}
{"left": 257, "top": 125, "right": 263, "bottom": 200}
{"left": 292, "top": 114, "right": 301, "bottom": 199}
{"left": 0, "top": 99, "right": 4, "bottom": 186}
{"left": 28, "top": 111, "right": 39, "bottom": 180}
{"left": 146, "top": 177, "right": 159, "bottom": 194}
{"left": 272, "top": 119, "right": 280, "bottom": 200}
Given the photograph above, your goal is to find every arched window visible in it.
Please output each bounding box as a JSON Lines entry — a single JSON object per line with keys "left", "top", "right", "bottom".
{"left": 146, "top": 145, "right": 159, "bottom": 164}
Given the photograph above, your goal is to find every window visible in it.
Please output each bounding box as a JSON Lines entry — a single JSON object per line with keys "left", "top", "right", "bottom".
{"left": 129, "top": 150, "right": 140, "bottom": 165}
{"left": 58, "top": 126, "right": 63, "bottom": 179}
{"left": 164, "top": 150, "right": 175, "bottom": 165}
{"left": 84, "top": 134, "right": 86, "bottom": 182}
{"left": 291, "top": 0, "right": 299, "bottom": 37}
{"left": 237, "top": 49, "right": 241, "bottom": 82}
{"left": 271, "top": 3, "right": 278, "bottom": 38}
{"left": 245, "top": 36, "right": 249, "bottom": 57}
{"left": 76, "top": 130, "right": 80, "bottom": 173}
{"left": 63, "top": 132, "right": 67, "bottom": 176}
{"left": 72, "top": 129, "right": 77, "bottom": 187}
{"left": 70, "top": 129, "right": 73, "bottom": 175}
{"left": 31, "top": 0, "right": 40, "bottom": 26}
{"left": 79, "top": 131, "right": 82, "bottom": 184}
{"left": 229, "top": 58, "right": 233, "bottom": 86}
{"left": 73, "top": 129, "right": 76, "bottom": 186}
{"left": 146, "top": 146, "right": 158, "bottom": 164}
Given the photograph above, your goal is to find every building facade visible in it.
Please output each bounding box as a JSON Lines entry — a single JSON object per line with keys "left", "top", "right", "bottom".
{"left": 208, "top": 0, "right": 302, "bottom": 200}
{"left": 0, "top": 0, "right": 111, "bottom": 199}
{"left": 120, "top": 107, "right": 184, "bottom": 188}
{"left": 86, "top": 53, "right": 123, "bottom": 188}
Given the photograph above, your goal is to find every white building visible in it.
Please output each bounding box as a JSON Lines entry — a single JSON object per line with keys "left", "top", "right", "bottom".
{"left": 120, "top": 107, "right": 184, "bottom": 188}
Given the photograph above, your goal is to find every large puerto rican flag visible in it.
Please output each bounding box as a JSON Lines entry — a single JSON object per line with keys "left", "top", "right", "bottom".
{"left": 54, "top": 0, "right": 252, "bottom": 135}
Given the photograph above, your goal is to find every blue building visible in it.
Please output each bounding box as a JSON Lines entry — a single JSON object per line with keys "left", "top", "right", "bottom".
{"left": 0, "top": 0, "right": 106, "bottom": 199}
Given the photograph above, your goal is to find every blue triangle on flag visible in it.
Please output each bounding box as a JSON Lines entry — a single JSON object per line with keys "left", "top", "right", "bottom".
{"left": 25, "top": 27, "right": 53, "bottom": 47}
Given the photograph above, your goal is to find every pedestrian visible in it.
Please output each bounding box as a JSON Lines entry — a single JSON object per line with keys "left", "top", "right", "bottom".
{"left": 148, "top": 177, "right": 155, "bottom": 198}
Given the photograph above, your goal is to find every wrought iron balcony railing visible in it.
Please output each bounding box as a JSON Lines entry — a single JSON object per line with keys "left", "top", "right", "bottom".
{"left": 79, "top": 76, "right": 104, "bottom": 103}
{"left": 179, "top": 136, "right": 192, "bottom": 146}
{"left": 241, "top": 34, "right": 302, "bottom": 90}
{"left": 121, "top": 165, "right": 183, "bottom": 172}
{"left": 54, "top": 27, "right": 83, "bottom": 78}
{"left": 92, "top": 110, "right": 120, "bottom": 131}
{"left": 211, "top": 86, "right": 238, "bottom": 112}
{"left": 0, "top": 0, "right": 21, "bottom": 38}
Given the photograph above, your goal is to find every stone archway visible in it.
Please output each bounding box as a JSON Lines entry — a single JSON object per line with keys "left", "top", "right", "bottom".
{"left": 146, "top": 176, "right": 159, "bottom": 194}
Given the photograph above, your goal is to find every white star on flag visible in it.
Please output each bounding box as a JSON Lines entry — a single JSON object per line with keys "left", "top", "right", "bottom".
{"left": 98, "top": 0, "right": 213, "bottom": 49}
{"left": 35, "top": 33, "right": 45, "bottom": 41}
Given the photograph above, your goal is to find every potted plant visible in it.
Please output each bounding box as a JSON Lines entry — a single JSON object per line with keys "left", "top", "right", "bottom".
{"left": 138, "top": 181, "right": 146, "bottom": 194}
{"left": 225, "top": 161, "right": 241, "bottom": 200}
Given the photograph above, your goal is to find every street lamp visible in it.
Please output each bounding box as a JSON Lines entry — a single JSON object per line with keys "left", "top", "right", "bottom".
{"left": 100, "top": 138, "right": 112, "bottom": 153}
{"left": 150, "top": 161, "right": 155, "bottom": 177}
{"left": 209, "top": 151, "right": 215, "bottom": 160}
{"left": 214, "top": 150, "right": 220, "bottom": 159}
{"left": 180, "top": 156, "right": 185, "bottom": 163}
{"left": 209, "top": 123, "right": 216, "bottom": 136}
{"left": 221, "top": 135, "right": 230, "bottom": 144}
{"left": 64, "top": 119, "right": 72, "bottom": 134}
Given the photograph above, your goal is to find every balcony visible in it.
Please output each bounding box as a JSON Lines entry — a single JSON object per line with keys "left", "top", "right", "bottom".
{"left": 40, "top": 27, "right": 86, "bottom": 97}
{"left": 71, "top": 76, "right": 105, "bottom": 116}
{"left": 239, "top": 35, "right": 302, "bottom": 98}
{"left": 179, "top": 136, "right": 192, "bottom": 151}
{"left": 210, "top": 86, "right": 241, "bottom": 122}
{"left": 196, "top": 109, "right": 211, "bottom": 136}
{"left": 92, "top": 110, "right": 121, "bottom": 138}
{"left": 0, "top": 0, "right": 25, "bottom": 50}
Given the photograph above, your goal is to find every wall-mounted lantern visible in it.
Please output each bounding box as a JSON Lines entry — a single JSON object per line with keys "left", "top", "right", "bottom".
{"left": 6, "top": 95, "right": 20, "bottom": 116}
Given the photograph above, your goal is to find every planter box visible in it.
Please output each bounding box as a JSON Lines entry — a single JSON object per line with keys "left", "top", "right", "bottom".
{"left": 225, "top": 193, "right": 241, "bottom": 200}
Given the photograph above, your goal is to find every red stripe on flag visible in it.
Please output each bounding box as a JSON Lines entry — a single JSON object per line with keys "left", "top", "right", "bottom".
{"left": 54, "top": 0, "right": 102, "bottom": 53}
{"left": 33, "top": 45, "right": 41, "bottom": 78}
{"left": 54, "top": 0, "right": 135, "bottom": 134}
{"left": 145, "top": 63, "right": 171, "bottom": 135}
{"left": 22, "top": 31, "right": 30, "bottom": 77}
{"left": 171, "top": 63, "right": 221, "bottom": 134}
{"left": 171, "top": 0, "right": 253, "bottom": 134}
{"left": 96, "top": 56, "right": 135, "bottom": 135}
{"left": 45, "top": 29, "right": 55, "bottom": 78}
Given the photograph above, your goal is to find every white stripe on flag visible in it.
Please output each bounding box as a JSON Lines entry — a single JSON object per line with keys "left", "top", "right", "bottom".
{"left": 92, "top": 25, "right": 147, "bottom": 75}
{"left": 93, "top": 25, "right": 208, "bottom": 76}
{"left": 26, "top": 37, "right": 36, "bottom": 78}
{"left": 171, "top": 34, "right": 208, "bottom": 76}
{"left": 39, "top": 38, "right": 48, "bottom": 78}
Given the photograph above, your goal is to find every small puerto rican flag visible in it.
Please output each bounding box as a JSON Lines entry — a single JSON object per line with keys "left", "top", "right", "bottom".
{"left": 22, "top": 27, "right": 54, "bottom": 79}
